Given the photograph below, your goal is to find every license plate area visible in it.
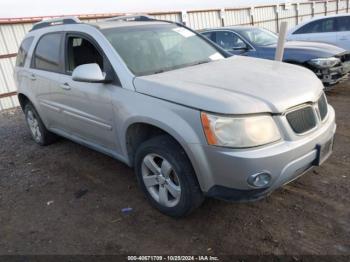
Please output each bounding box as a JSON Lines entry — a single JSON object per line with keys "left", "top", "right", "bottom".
{"left": 315, "top": 137, "right": 334, "bottom": 166}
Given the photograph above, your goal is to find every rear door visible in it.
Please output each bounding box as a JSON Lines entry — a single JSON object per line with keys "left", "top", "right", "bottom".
{"left": 291, "top": 17, "right": 337, "bottom": 45}
{"left": 57, "top": 33, "right": 117, "bottom": 150}
{"left": 29, "top": 32, "right": 66, "bottom": 129}
{"left": 336, "top": 16, "right": 350, "bottom": 50}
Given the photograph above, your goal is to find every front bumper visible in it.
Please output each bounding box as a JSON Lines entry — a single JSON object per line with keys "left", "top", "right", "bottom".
{"left": 314, "top": 62, "right": 350, "bottom": 89}
{"left": 189, "top": 106, "right": 336, "bottom": 201}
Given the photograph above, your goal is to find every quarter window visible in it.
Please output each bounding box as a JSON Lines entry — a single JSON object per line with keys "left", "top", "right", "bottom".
{"left": 32, "top": 33, "right": 62, "bottom": 72}
{"left": 16, "top": 37, "right": 34, "bottom": 67}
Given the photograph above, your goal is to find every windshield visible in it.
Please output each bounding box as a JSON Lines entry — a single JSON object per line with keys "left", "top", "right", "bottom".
{"left": 102, "top": 24, "right": 224, "bottom": 76}
{"left": 238, "top": 28, "right": 278, "bottom": 47}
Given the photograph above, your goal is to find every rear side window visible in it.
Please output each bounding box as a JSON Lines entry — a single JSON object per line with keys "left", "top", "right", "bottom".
{"left": 32, "top": 33, "right": 62, "bottom": 73}
{"left": 294, "top": 18, "right": 336, "bottom": 34}
{"left": 16, "top": 37, "right": 34, "bottom": 67}
{"left": 336, "top": 16, "right": 350, "bottom": 31}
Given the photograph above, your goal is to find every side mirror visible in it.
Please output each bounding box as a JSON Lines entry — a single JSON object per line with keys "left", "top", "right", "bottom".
{"left": 232, "top": 43, "right": 249, "bottom": 51}
{"left": 72, "top": 63, "right": 107, "bottom": 83}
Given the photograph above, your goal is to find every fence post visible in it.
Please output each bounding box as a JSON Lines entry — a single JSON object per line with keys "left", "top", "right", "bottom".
{"left": 181, "top": 10, "right": 188, "bottom": 25}
{"left": 312, "top": 1, "right": 316, "bottom": 17}
{"left": 220, "top": 9, "right": 225, "bottom": 27}
{"left": 336, "top": 0, "right": 339, "bottom": 14}
{"left": 250, "top": 7, "right": 255, "bottom": 26}
{"left": 275, "top": 5, "right": 280, "bottom": 33}
{"left": 295, "top": 3, "right": 300, "bottom": 26}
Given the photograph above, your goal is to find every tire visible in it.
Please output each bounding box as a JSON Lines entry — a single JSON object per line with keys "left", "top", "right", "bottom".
{"left": 135, "top": 135, "right": 204, "bottom": 217}
{"left": 24, "top": 103, "right": 58, "bottom": 146}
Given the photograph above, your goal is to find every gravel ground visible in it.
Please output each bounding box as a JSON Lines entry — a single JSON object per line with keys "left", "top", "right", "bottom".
{"left": 0, "top": 81, "right": 349, "bottom": 257}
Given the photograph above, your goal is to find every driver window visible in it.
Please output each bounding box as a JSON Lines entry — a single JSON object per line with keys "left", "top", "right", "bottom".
{"left": 215, "top": 31, "right": 245, "bottom": 51}
{"left": 66, "top": 36, "right": 104, "bottom": 73}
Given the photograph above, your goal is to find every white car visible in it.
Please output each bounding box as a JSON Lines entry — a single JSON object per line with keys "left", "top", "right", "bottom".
{"left": 287, "top": 14, "right": 350, "bottom": 50}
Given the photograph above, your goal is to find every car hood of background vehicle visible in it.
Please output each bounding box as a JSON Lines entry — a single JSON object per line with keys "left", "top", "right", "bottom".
{"left": 133, "top": 56, "right": 323, "bottom": 114}
{"left": 261, "top": 41, "right": 346, "bottom": 60}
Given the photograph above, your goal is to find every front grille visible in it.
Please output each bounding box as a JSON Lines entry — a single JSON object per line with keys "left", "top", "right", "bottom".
{"left": 318, "top": 94, "right": 328, "bottom": 121}
{"left": 286, "top": 106, "right": 317, "bottom": 134}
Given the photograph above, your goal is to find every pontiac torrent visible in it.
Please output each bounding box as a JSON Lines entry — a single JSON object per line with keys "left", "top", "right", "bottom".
{"left": 14, "top": 16, "right": 336, "bottom": 217}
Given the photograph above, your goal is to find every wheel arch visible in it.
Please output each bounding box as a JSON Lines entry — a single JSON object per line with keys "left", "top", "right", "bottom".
{"left": 125, "top": 120, "right": 192, "bottom": 167}
{"left": 124, "top": 119, "right": 210, "bottom": 193}
{"left": 17, "top": 93, "right": 31, "bottom": 111}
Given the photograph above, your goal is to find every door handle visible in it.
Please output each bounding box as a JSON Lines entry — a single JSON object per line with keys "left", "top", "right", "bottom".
{"left": 60, "top": 83, "right": 71, "bottom": 90}
{"left": 29, "top": 74, "right": 36, "bottom": 81}
{"left": 339, "top": 37, "right": 348, "bottom": 41}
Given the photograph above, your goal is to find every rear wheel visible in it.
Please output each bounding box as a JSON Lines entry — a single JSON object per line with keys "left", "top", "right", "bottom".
{"left": 24, "top": 103, "right": 58, "bottom": 146}
{"left": 135, "top": 135, "right": 204, "bottom": 217}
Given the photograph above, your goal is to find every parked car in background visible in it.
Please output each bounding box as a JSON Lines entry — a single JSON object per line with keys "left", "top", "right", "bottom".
{"left": 287, "top": 14, "right": 350, "bottom": 50}
{"left": 15, "top": 16, "right": 336, "bottom": 217}
{"left": 201, "top": 26, "right": 350, "bottom": 88}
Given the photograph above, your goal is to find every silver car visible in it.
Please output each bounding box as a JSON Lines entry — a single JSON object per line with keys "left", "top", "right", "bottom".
{"left": 14, "top": 16, "right": 336, "bottom": 217}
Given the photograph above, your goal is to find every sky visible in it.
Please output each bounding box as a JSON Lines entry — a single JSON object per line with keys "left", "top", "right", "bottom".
{"left": 0, "top": 0, "right": 299, "bottom": 19}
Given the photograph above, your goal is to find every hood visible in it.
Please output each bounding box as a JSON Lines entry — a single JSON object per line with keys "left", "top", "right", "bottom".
{"left": 133, "top": 56, "right": 324, "bottom": 114}
{"left": 260, "top": 41, "right": 347, "bottom": 62}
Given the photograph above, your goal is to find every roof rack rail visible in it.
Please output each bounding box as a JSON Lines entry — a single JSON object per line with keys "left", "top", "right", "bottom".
{"left": 103, "top": 15, "right": 156, "bottom": 22}
{"left": 31, "top": 16, "right": 81, "bottom": 31}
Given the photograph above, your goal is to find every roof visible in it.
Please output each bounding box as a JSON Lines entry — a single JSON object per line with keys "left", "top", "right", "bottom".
{"left": 28, "top": 15, "right": 176, "bottom": 32}
{"left": 90, "top": 20, "right": 170, "bottom": 30}
{"left": 200, "top": 25, "right": 258, "bottom": 32}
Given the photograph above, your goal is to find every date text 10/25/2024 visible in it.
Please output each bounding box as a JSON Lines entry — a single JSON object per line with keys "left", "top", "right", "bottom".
{"left": 127, "top": 256, "right": 220, "bottom": 261}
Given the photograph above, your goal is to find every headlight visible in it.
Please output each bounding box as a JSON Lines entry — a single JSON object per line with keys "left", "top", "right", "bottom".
{"left": 201, "top": 112, "right": 281, "bottom": 148}
{"left": 308, "top": 57, "right": 341, "bottom": 69}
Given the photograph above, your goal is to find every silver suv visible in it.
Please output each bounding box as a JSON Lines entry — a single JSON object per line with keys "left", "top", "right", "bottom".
{"left": 15, "top": 16, "right": 336, "bottom": 217}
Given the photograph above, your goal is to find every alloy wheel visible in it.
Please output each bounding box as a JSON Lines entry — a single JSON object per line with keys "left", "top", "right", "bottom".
{"left": 141, "top": 153, "right": 181, "bottom": 207}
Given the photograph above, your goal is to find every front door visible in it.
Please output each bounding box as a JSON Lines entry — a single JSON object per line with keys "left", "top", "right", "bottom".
{"left": 57, "top": 34, "right": 117, "bottom": 151}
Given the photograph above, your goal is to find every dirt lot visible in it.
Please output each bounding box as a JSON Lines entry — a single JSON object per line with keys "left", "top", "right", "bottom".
{"left": 0, "top": 81, "right": 349, "bottom": 257}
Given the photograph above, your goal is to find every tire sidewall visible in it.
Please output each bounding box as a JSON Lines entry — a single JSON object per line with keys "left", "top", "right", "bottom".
{"left": 24, "top": 104, "right": 45, "bottom": 145}
{"left": 135, "top": 139, "right": 197, "bottom": 217}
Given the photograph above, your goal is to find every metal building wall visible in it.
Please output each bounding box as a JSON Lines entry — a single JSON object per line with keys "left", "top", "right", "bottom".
{"left": 187, "top": 10, "right": 222, "bottom": 30}
{"left": 0, "top": 0, "right": 349, "bottom": 111}
{"left": 254, "top": 6, "right": 278, "bottom": 32}
{"left": 298, "top": 2, "right": 313, "bottom": 23}
{"left": 225, "top": 8, "right": 251, "bottom": 26}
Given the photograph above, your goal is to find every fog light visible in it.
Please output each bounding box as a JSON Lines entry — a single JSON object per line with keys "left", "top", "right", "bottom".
{"left": 248, "top": 172, "right": 271, "bottom": 188}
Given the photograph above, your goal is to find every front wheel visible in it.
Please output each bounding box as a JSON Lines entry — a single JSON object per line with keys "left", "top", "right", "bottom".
{"left": 135, "top": 135, "right": 204, "bottom": 217}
